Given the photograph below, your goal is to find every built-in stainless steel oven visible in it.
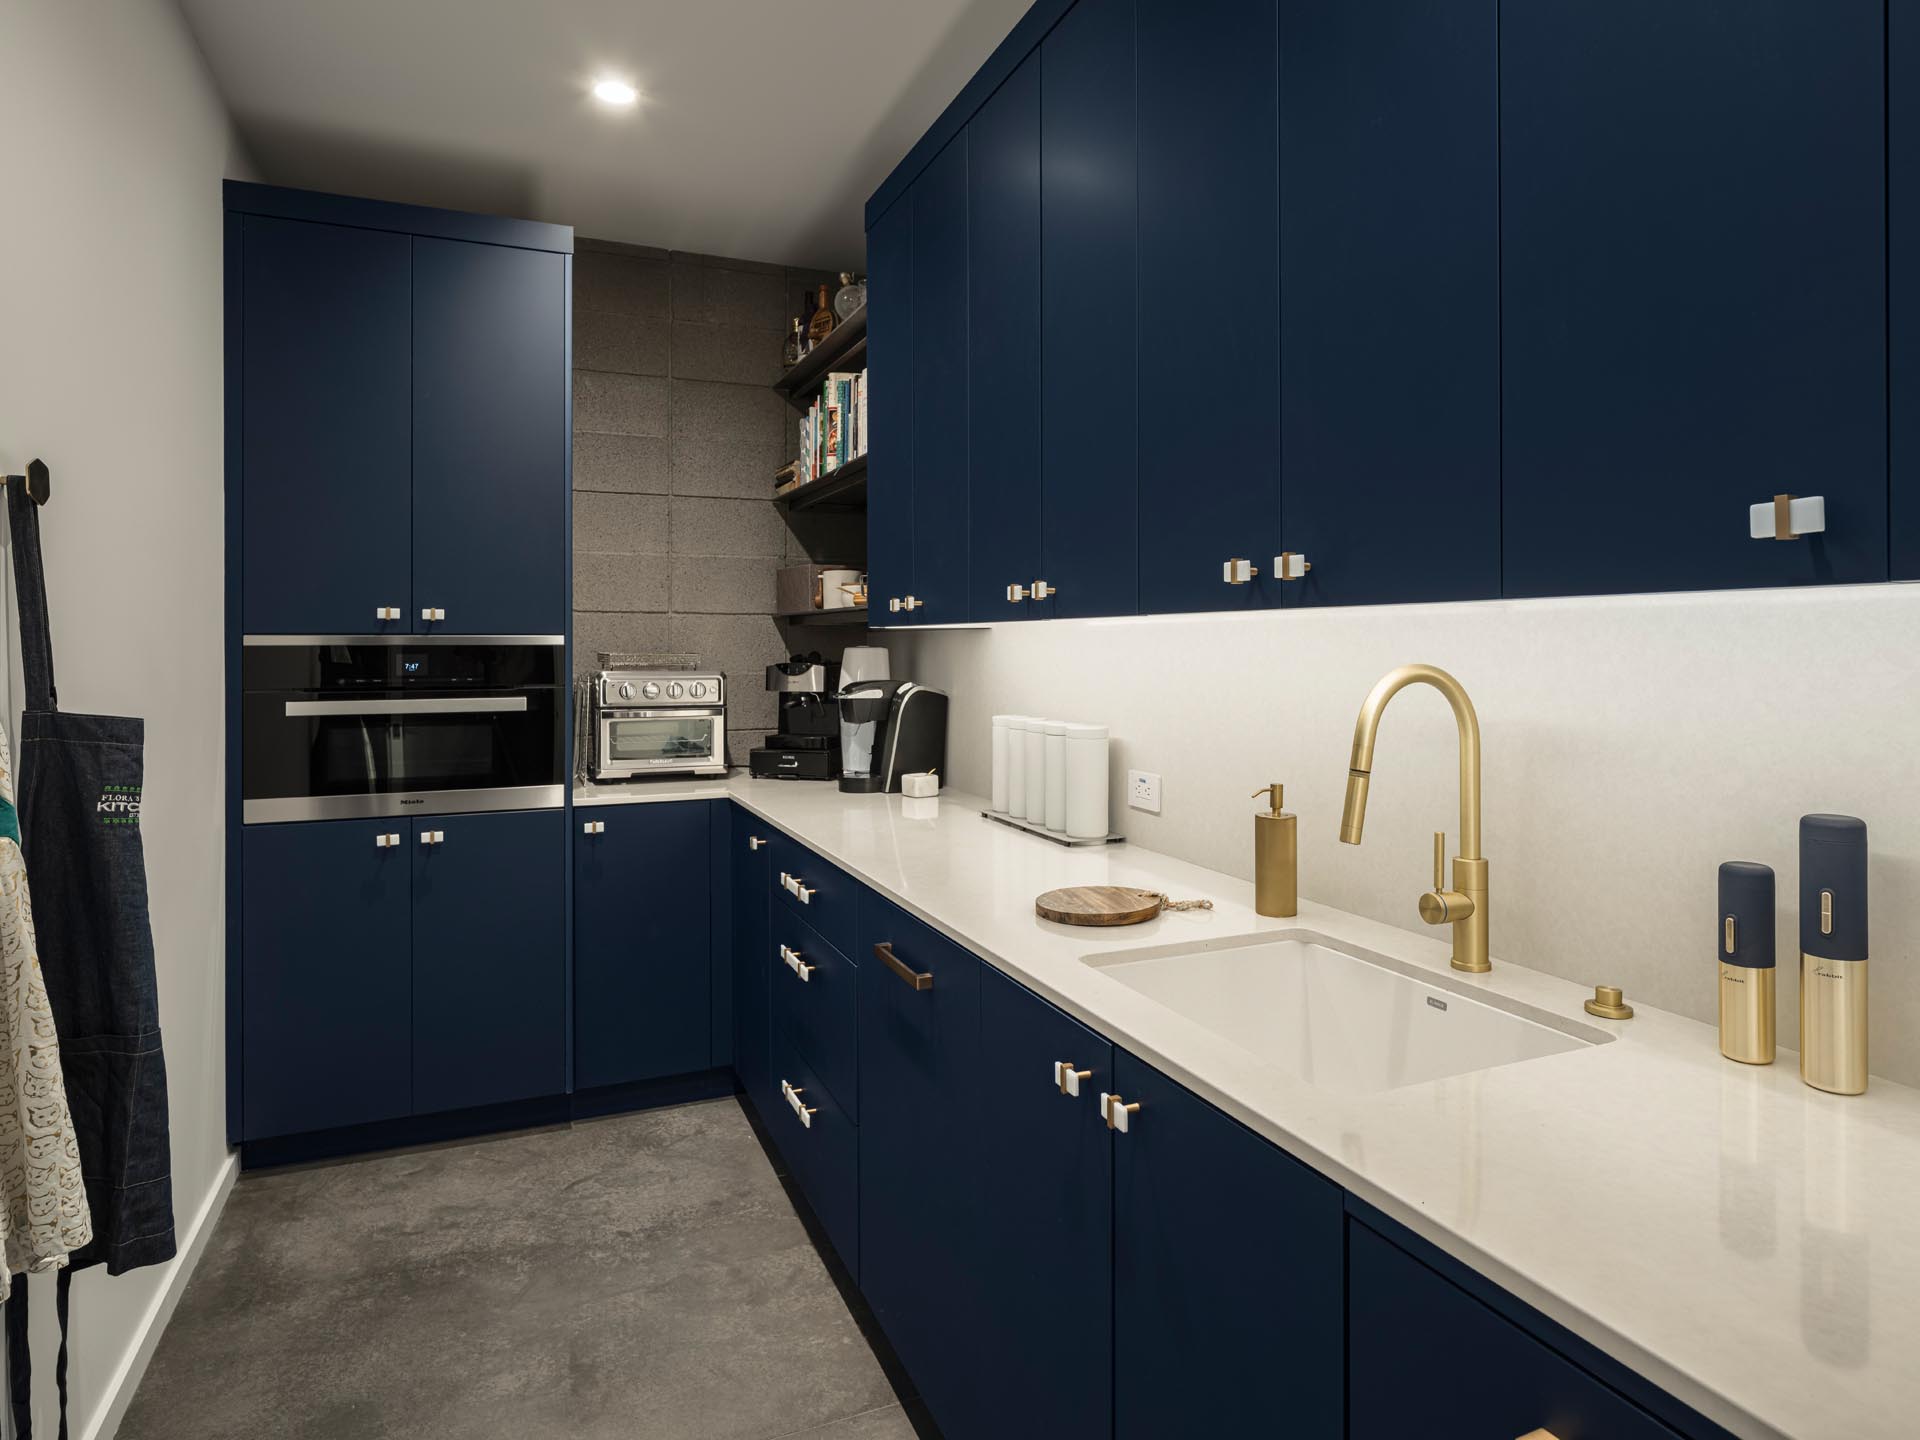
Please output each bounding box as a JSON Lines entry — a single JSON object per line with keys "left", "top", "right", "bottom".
{"left": 591, "top": 669, "right": 727, "bottom": 780}
{"left": 242, "top": 635, "right": 565, "bottom": 822}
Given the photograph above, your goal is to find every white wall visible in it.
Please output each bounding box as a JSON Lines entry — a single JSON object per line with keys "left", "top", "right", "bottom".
{"left": 0, "top": 2, "right": 246, "bottom": 1434}
{"left": 891, "top": 581, "right": 1920, "bottom": 1088}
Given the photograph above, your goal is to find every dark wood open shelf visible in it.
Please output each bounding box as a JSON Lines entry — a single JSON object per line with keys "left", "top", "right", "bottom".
{"left": 775, "top": 453, "right": 867, "bottom": 513}
{"left": 773, "top": 306, "right": 867, "bottom": 405}
{"left": 777, "top": 606, "right": 870, "bottom": 627}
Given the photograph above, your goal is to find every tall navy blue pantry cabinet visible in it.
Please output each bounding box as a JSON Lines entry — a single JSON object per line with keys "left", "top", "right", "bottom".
{"left": 1500, "top": 0, "right": 1886, "bottom": 598}
{"left": 865, "top": 191, "right": 915, "bottom": 621}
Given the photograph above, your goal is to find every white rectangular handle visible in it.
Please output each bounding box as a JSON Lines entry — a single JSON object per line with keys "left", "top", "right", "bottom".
{"left": 375, "top": 832, "right": 400, "bottom": 848}
{"left": 1750, "top": 494, "right": 1825, "bottom": 540}
{"left": 419, "top": 830, "right": 444, "bottom": 846}
{"left": 780, "top": 1079, "right": 816, "bottom": 1128}
{"left": 582, "top": 820, "right": 605, "bottom": 835}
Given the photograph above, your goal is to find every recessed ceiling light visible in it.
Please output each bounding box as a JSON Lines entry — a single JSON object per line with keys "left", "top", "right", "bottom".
{"left": 592, "top": 77, "right": 638, "bottom": 108}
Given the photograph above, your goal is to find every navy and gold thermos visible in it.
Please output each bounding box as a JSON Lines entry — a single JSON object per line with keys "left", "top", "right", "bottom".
{"left": 1718, "top": 861, "right": 1776, "bottom": 1065}
{"left": 1800, "top": 815, "right": 1869, "bottom": 1095}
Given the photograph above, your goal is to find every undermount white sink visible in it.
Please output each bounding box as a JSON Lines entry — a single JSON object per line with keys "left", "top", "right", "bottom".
{"left": 1084, "top": 931, "right": 1609, "bottom": 1093}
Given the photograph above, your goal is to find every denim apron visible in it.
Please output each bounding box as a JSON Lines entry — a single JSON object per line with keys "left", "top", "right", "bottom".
{"left": 3, "top": 479, "right": 175, "bottom": 1437}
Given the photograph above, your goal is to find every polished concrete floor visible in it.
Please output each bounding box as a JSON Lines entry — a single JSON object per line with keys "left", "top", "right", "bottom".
{"left": 120, "top": 1099, "right": 923, "bottom": 1440}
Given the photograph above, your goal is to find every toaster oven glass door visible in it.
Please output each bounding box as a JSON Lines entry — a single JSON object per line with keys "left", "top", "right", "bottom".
{"left": 598, "top": 708, "right": 725, "bottom": 774}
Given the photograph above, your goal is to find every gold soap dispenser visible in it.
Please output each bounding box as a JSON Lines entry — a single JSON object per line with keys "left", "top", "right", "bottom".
{"left": 1251, "top": 784, "right": 1298, "bottom": 918}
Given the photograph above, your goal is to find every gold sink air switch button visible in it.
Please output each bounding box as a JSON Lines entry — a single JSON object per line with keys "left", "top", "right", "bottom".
{"left": 1584, "top": 985, "right": 1634, "bottom": 1020}
{"left": 1718, "top": 860, "right": 1776, "bottom": 1065}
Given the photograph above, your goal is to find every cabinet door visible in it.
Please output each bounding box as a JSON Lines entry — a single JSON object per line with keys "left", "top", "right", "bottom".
{"left": 574, "top": 801, "right": 712, "bottom": 1089}
{"left": 1349, "top": 1220, "right": 1682, "bottom": 1439}
{"left": 731, "top": 807, "right": 774, "bottom": 1111}
{"left": 909, "top": 135, "right": 971, "bottom": 626}
{"left": 1502, "top": 1, "right": 1885, "bottom": 598}
{"left": 1137, "top": 0, "right": 1278, "bottom": 614}
{"left": 976, "top": 969, "right": 1112, "bottom": 1440}
{"left": 241, "top": 819, "right": 412, "bottom": 1139}
{"left": 967, "top": 52, "right": 1043, "bottom": 621}
{"left": 857, "top": 895, "right": 982, "bottom": 1438}
{"left": 412, "top": 237, "right": 569, "bottom": 635}
{"left": 1040, "top": 0, "right": 1138, "bottom": 619}
{"left": 1280, "top": 0, "right": 1498, "bottom": 607}
{"left": 412, "top": 809, "right": 566, "bottom": 1113}
{"left": 240, "top": 215, "right": 412, "bottom": 634}
{"left": 866, "top": 195, "right": 915, "bottom": 621}
{"left": 1111, "top": 1050, "right": 1343, "bottom": 1439}
{"left": 1896, "top": 0, "right": 1920, "bottom": 580}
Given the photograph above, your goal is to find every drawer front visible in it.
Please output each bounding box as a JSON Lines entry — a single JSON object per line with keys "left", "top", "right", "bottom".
{"left": 768, "top": 831, "right": 857, "bottom": 956}
{"left": 1348, "top": 1219, "right": 1681, "bottom": 1440}
{"left": 772, "top": 1030, "right": 859, "bottom": 1276}
{"left": 773, "top": 910, "right": 859, "bottom": 1121}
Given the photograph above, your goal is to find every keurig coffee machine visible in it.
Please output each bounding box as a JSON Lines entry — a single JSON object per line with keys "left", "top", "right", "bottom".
{"left": 838, "top": 679, "right": 949, "bottom": 794}
{"left": 749, "top": 654, "right": 841, "bottom": 780}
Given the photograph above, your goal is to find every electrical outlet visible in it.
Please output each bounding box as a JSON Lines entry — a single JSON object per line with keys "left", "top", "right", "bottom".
{"left": 1128, "top": 769, "right": 1161, "bottom": 814}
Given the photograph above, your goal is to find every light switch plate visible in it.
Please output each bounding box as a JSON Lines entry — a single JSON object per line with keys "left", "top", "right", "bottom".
{"left": 1128, "top": 769, "right": 1161, "bottom": 814}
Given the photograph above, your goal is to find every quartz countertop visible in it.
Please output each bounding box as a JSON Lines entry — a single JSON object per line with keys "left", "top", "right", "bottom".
{"left": 573, "top": 775, "right": 1919, "bottom": 1439}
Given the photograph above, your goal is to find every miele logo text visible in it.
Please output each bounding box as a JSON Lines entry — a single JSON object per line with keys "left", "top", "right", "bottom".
{"left": 97, "top": 784, "right": 141, "bottom": 826}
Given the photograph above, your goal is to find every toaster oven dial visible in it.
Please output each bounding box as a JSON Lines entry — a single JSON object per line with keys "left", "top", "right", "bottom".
{"left": 641, "top": 681, "right": 661, "bottom": 700}
{"left": 689, "top": 681, "right": 707, "bottom": 699}
{"left": 667, "top": 681, "right": 684, "bottom": 699}
{"left": 618, "top": 681, "right": 635, "bottom": 700}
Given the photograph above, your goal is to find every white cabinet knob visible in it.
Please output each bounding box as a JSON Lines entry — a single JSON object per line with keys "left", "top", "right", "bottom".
{"left": 375, "top": 832, "right": 400, "bottom": 848}
{"left": 1053, "top": 1061, "right": 1092, "bottom": 1097}
{"left": 748, "top": 836, "right": 767, "bottom": 851}
{"left": 1222, "top": 558, "right": 1259, "bottom": 585}
{"left": 375, "top": 606, "right": 401, "bottom": 621}
{"left": 582, "top": 820, "right": 605, "bottom": 835}
{"left": 1751, "top": 494, "right": 1826, "bottom": 540}
{"left": 420, "top": 607, "right": 446, "bottom": 622}
{"left": 1031, "top": 580, "right": 1056, "bottom": 600}
{"left": 1100, "top": 1091, "right": 1138, "bottom": 1133}
{"left": 1274, "top": 551, "right": 1311, "bottom": 581}
{"left": 1007, "top": 583, "right": 1030, "bottom": 603}
{"left": 419, "top": 829, "right": 444, "bottom": 846}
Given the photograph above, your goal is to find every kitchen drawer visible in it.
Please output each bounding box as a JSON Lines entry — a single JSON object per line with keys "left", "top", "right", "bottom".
{"left": 1348, "top": 1218, "right": 1682, "bottom": 1440}
{"left": 772, "top": 910, "right": 859, "bottom": 1122}
{"left": 768, "top": 831, "right": 857, "bottom": 957}
{"left": 772, "top": 1028, "right": 859, "bottom": 1276}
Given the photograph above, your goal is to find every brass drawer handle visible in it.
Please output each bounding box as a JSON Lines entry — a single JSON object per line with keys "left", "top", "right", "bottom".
{"left": 873, "top": 941, "right": 933, "bottom": 992}
{"left": 779, "top": 943, "right": 814, "bottom": 982}
{"left": 779, "top": 1079, "right": 816, "bottom": 1128}
{"left": 1053, "top": 1061, "right": 1092, "bottom": 1097}
{"left": 1100, "top": 1092, "right": 1138, "bottom": 1133}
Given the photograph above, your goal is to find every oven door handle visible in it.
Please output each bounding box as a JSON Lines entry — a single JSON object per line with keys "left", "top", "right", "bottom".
{"left": 284, "top": 697, "right": 531, "bottom": 717}
{"left": 600, "top": 707, "right": 727, "bottom": 722}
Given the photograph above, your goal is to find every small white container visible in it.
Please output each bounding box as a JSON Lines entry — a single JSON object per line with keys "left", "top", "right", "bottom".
{"left": 1043, "top": 721, "right": 1068, "bottom": 832}
{"left": 1023, "top": 720, "right": 1047, "bottom": 824}
{"left": 990, "top": 716, "right": 1012, "bottom": 813}
{"left": 1063, "top": 723, "right": 1110, "bottom": 840}
{"left": 901, "top": 771, "right": 940, "bottom": 799}
{"left": 1006, "top": 717, "right": 1031, "bottom": 819}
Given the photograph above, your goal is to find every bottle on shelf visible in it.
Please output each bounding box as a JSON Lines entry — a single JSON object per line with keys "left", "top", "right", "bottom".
{"left": 783, "top": 318, "right": 803, "bottom": 368}
{"left": 807, "top": 282, "right": 837, "bottom": 345}
{"left": 833, "top": 272, "right": 866, "bottom": 321}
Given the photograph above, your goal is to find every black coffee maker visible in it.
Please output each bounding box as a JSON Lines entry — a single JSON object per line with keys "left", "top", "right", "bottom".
{"left": 749, "top": 654, "right": 841, "bottom": 780}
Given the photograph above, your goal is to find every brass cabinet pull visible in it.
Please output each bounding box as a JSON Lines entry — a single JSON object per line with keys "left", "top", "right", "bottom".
{"left": 873, "top": 941, "right": 933, "bottom": 992}
{"left": 747, "top": 835, "right": 767, "bottom": 851}
{"left": 1007, "top": 583, "right": 1030, "bottom": 602}
{"left": 1222, "top": 558, "right": 1259, "bottom": 585}
{"left": 779, "top": 943, "right": 814, "bottom": 982}
{"left": 582, "top": 820, "right": 605, "bottom": 835}
{"left": 779, "top": 1079, "right": 816, "bottom": 1128}
{"left": 1100, "top": 1092, "right": 1139, "bottom": 1133}
{"left": 1031, "top": 579, "right": 1056, "bottom": 600}
{"left": 1053, "top": 1061, "right": 1092, "bottom": 1097}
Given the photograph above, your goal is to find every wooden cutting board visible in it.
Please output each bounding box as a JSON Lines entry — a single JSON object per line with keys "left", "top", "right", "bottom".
{"left": 1035, "top": 886, "right": 1164, "bottom": 927}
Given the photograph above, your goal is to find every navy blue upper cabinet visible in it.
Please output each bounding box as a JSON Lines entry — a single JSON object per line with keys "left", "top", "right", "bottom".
{"left": 412, "top": 237, "right": 569, "bottom": 635}
{"left": 573, "top": 802, "right": 713, "bottom": 1090}
{"left": 1502, "top": 1, "right": 1886, "bottom": 598}
{"left": 976, "top": 969, "right": 1113, "bottom": 1440}
{"left": 240, "top": 819, "right": 413, "bottom": 1140}
{"left": 240, "top": 216, "right": 412, "bottom": 635}
{"left": 1280, "top": 0, "right": 1499, "bottom": 608}
{"left": 1137, "top": 0, "right": 1279, "bottom": 614}
{"left": 1896, "top": 0, "right": 1920, "bottom": 581}
{"left": 967, "top": 53, "right": 1044, "bottom": 621}
{"left": 909, "top": 138, "right": 972, "bottom": 626}
{"left": 866, "top": 194, "right": 916, "bottom": 620}
{"left": 1111, "top": 1050, "right": 1344, "bottom": 1438}
{"left": 1040, "top": 0, "right": 1139, "bottom": 619}
{"left": 857, "top": 896, "right": 983, "bottom": 1439}
{"left": 412, "top": 809, "right": 566, "bottom": 1115}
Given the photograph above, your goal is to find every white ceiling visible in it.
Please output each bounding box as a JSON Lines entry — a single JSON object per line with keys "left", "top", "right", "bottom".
{"left": 176, "top": 0, "right": 1033, "bottom": 270}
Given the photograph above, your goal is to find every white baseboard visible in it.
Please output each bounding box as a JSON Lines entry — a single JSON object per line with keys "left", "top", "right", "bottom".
{"left": 79, "top": 1150, "right": 240, "bottom": 1440}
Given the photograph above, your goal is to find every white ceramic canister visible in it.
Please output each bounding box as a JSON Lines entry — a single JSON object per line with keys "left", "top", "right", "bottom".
{"left": 1063, "top": 723, "right": 1110, "bottom": 839}
{"left": 1023, "top": 718, "right": 1047, "bottom": 823}
{"left": 1043, "top": 721, "right": 1068, "bottom": 832}
{"left": 990, "top": 715, "right": 1013, "bottom": 813}
{"left": 1006, "top": 716, "right": 1031, "bottom": 819}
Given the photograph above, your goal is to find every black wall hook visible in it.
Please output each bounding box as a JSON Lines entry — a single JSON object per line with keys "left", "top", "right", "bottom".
{"left": 2, "top": 459, "right": 50, "bottom": 505}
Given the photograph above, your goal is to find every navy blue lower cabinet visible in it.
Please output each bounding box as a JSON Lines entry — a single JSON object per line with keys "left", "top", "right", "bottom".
{"left": 772, "top": 1024, "right": 860, "bottom": 1269}
{"left": 1111, "top": 1050, "right": 1344, "bottom": 1439}
{"left": 573, "top": 801, "right": 713, "bottom": 1090}
{"left": 866, "top": 192, "right": 915, "bottom": 621}
{"left": 241, "top": 819, "right": 413, "bottom": 1139}
{"left": 1348, "top": 1218, "right": 1684, "bottom": 1439}
{"left": 412, "top": 809, "right": 566, "bottom": 1114}
{"left": 975, "top": 969, "right": 1113, "bottom": 1440}
{"left": 1501, "top": 0, "right": 1885, "bottom": 598}
{"left": 731, "top": 807, "right": 774, "bottom": 1113}
{"left": 1279, "top": 0, "right": 1499, "bottom": 608}
{"left": 772, "top": 911, "right": 859, "bottom": 1123}
{"left": 857, "top": 894, "right": 983, "bottom": 1438}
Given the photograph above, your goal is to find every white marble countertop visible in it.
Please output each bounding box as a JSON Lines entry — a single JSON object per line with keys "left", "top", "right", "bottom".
{"left": 573, "top": 775, "right": 1919, "bottom": 1439}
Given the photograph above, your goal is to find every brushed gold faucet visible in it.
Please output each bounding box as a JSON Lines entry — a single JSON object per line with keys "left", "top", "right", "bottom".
{"left": 1338, "top": 664, "right": 1490, "bottom": 973}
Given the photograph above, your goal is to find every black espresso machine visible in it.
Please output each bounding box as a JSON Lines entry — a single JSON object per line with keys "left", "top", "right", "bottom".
{"left": 749, "top": 654, "right": 841, "bottom": 780}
